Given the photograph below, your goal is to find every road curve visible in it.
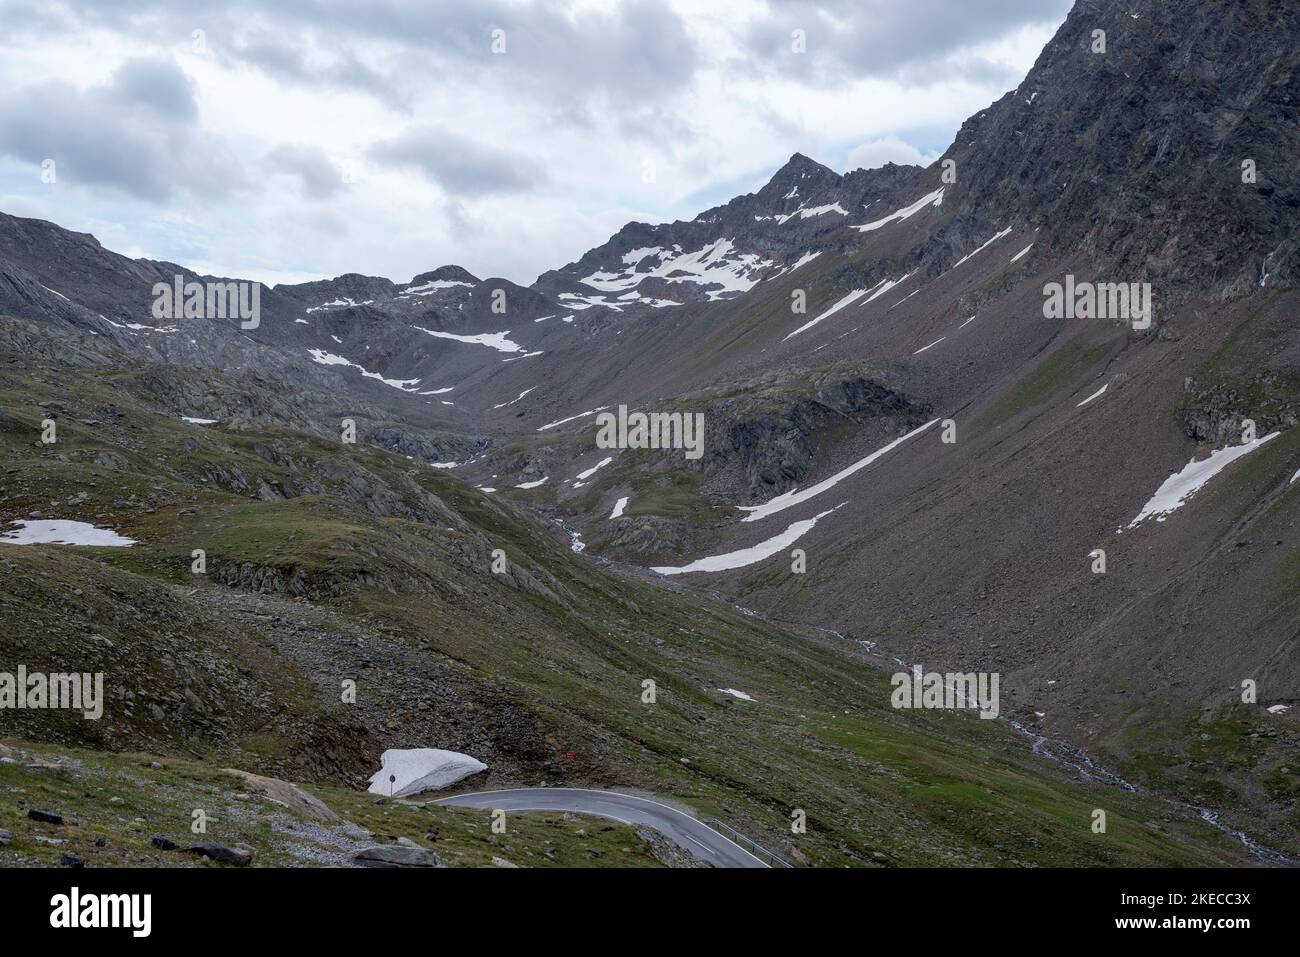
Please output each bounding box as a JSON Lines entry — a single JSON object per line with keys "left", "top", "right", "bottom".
{"left": 431, "top": 787, "right": 769, "bottom": 868}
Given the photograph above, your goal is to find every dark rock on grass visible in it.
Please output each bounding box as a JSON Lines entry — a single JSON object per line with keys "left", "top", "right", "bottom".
{"left": 151, "top": 835, "right": 178, "bottom": 851}
{"left": 60, "top": 853, "right": 86, "bottom": 868}
{"left": 27, "top": 809, "right": 63, "bottom": 825}
{"left": 352, "top": 845, "right": 444, "bottom": 868}
{"left": 181, "top": 843, "right": 253, "bottom": 866}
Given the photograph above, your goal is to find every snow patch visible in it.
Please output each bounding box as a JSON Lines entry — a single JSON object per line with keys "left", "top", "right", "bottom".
{"left": 609, "top": 496, "right": 630, "bottom": 519}
{"left": 861, "top": 272, "right": 915, "bottom": 305}
{"left": 559, "top": 292, "right": 623, "bottom": 311}
{"left": 787, "top": 250, "right": 822, "bottom": 273}
{"left": 718, "top": 688, "right": 754, "bottom": 701}
{"left": 580, "top": 238, "right": 774, "bottom": 302}
{"left": 306, "top": 349, "right": 423, "bottom": 392}
{"left": 400, "top": 280, "right": 474, "bottom": 297}
{"left": 306, "top": 297, "right": 373, "bottom": 314}
{"left": 949, "top": 227, "right": 1012, "bottom": 271}
{"left": 413, "top": 327, "right": 525, "bottom": 354}
{"left": 764, "top": 202, "right": 849, "bottom": 224}
{"left": 783, "top": 287, "right": 870, "bottom": 340}
{"left": 537, "top": 407, "right": 609, "bottom": 432}
{"left": 652, "top": 505, "right": 843, "bottom": 576}
{"left": 575, "top": 456, "right": 614, "bottom": 481}
{"left": 854, "top": 187, "right": 945, "bottom": 233}
{"left": 2, "top": 520, "right": 136, "bottom": 547}
{"left": 740, "top": 419, "right": 941, "bottom": 523}
{"left": 1127, "top": 434, "right": 1280, "bottom": 529}
{"left": 367, "top": 748, "right": 487, "bottom": 797}
{"left": 493, "top": 387, "right": 536, "bottom": 409}
{"left": 1076, "top": 383, "right": 1108, "bottom": 407}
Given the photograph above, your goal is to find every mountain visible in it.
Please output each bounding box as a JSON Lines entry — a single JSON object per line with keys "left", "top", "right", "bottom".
{"left": 1, "top": 0, "right": 1297, "bottom": 866}
{"left": 533, "top": 154, "right": 923, "bottom": 308}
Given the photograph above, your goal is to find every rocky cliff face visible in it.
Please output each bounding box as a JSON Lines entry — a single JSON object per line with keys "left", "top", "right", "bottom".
{"left": 935, "top": 0, "right": 1300, "bottom": 299}
{"left": 699, "top": 373, "right": 934, "bottom": 502}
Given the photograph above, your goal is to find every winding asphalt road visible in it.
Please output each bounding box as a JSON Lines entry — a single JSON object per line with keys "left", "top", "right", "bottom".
{"left": 431, "top": 788, "right": 769, "bottom": 868}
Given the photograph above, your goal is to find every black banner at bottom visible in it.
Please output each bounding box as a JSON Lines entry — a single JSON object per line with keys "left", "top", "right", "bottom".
{"left": 0, "top": 865, "right": 1285, "bottom": 942}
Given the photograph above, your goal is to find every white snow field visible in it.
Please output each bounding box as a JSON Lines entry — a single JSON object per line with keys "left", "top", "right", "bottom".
{"left": 787, "top": 250, "right": 822, "bottom": 273}
{"left": 306, "top": 349, "right": 422, "bottom": 392}
{"left": 949, "top": 227, "right": 1012, "bottom": 271}
{"left": 367, "top": 748, "right": 488, "bottom": 797}
{"left": 718, "top": 689, "right": 755, "bottom": 701}
{"left": 739, "top": 419, "right": 941, "bottom": 523}
{"left": 609, "top": 496, "right": 630, "bottom": 519}
{"left": 1127, "top": 433, "right": 1280, "bottom": 529}
{"left": 575, "top": 456, "right": 614, "bottom": 481}
{"left": 1, "top": 520, "right": 136, "bottom": 546}
{"left": 783, "top": 287, "right": 870, "bottom": 340}
{"left": 757, "top": 202, "right": 849, "bottom": 225}
{"left": 853, "top": 187, "right": 945, "bottom": 232}
{"left": 861, "top": 272, "right": 915, "bottom": 306}
{"left": 580, "top": 238, "right": 774, "bottom": 301}
{"left": 401, "top": 279, "right": 474, "bottom": 296}
{"left": 306, "top": 297, "right": 373, "bottom": 313}
{"left": 537, "top": 407, "right": 609, "bottom": 432}
{"left": 1076, "top": 383, "right": 1109, "bottom": 407}
{"left": 412, "top": 327, "right": 525, "bottom": 353}
{"left": 652, "top": 505, "right": 842, "bottom": 576}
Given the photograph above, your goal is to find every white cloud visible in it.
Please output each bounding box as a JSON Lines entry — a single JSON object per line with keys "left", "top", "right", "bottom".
{"left": 844, "top": 136, "right": 942, "bottom": 172}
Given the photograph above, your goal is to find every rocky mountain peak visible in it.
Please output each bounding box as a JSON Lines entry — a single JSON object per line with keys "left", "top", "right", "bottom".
{"left": 406, "top": 265, "right": 480, "bottom": 288}
{"left": 937, "top": 0, "right": 1300, "bottom": 297}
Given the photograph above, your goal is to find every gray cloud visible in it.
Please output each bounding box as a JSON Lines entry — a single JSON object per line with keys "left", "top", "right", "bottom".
{"left": 226, "top": 34, "right": 410, "bottom": 107}
{"left": 739, "top": 0, "right": 1073, "bottom": 85}
{"left": 262, "top": 0, "right": 699, "bottom": 105}
{"left": 369, "top": 126, "right": 542, "bottom": 197}
{"left": 0, "top": 57, "right": 246, "bottom": 201}
{"left": 10, "top": 0, "right": 699, "bottom": 109}
{"left": 108, "top": 57, "right": 201, "bottom": 122}
{"left": 264, "top": 144, "right": 346, "bottom": 199}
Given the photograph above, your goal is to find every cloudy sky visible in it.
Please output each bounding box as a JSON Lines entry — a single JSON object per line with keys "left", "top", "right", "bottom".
{"left": 0, "top": 0, "right": 1072, "bottom": 287}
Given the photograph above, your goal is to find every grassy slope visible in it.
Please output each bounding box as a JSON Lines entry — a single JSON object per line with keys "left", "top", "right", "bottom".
{"left": 0, "top": 344, "right": 1254, "bottom": 866}
{"left": 0, "top": 740, "right": 663, "bottom": 868}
